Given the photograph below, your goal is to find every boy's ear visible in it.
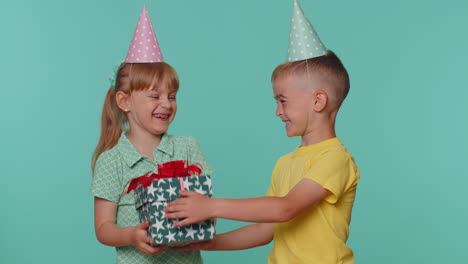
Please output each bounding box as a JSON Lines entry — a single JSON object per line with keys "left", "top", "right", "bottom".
{"left": 115, "top": 91, "right": 131, "bottom": 112}
{"left": 313, "top": 90, "right": 328, "bottom": 112}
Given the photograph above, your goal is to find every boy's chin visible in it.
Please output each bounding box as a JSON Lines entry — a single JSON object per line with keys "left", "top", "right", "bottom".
{"left": 285, "top": 130, "right": 298, "bottom": 137}
{"left": 285, "top": 127, "right": 306, "bottom": 138}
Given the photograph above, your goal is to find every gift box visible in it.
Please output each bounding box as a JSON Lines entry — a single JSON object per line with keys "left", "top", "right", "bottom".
{"left": 127, "top": 161, "right": 215, "bottom": 247}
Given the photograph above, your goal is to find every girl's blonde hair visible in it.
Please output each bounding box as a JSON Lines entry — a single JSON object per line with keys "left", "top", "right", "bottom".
{"left": 91, "top": 62, "right": 179, "bottom": 172}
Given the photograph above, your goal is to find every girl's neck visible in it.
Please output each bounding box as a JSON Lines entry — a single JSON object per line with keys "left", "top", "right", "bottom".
{"left": 127, "top": 129, "right": 162, "bottom": 160}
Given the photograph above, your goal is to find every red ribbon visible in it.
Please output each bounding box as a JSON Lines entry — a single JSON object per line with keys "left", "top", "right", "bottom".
{"left": 126, "top": 160, "right": 202, "bottom": 193}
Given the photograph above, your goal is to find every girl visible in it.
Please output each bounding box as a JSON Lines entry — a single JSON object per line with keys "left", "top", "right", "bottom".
{"left": 90, "top": 6, "right": 212, "bottom": 264}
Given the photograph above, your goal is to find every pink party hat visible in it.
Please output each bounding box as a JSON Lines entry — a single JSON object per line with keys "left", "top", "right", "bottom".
{"left": 125, "top": 5, "right": 164, "bottom": 63}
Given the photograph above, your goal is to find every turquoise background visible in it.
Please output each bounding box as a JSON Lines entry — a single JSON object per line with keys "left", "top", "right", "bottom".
{"left": 1, "top": 0, "right": 467, "bottom": 263}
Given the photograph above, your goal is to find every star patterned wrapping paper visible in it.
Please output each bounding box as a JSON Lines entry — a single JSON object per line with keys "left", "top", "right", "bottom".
{"left": 134, "top": 175, "right": 215, "bottom": 247}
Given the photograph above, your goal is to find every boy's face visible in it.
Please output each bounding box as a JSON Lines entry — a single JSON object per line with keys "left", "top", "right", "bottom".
{"left": 273, "top": 74, "right": 315, "bottom": 137}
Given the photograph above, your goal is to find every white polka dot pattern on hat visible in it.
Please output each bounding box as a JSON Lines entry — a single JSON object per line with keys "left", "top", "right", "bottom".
{"left": 125, "top": 5, "right": 164, "bottom": 63}
{"left": 287, "top": 0, "right": 327, "bottom": 62}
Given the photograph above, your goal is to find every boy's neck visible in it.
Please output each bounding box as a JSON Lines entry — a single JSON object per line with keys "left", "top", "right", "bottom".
{"left": 127, "top": 129, "right": 162, "bottom": 160}
{"left": 300, "top": 126, "right": 336, "bottom": 146}
{"left": 300, "top": 110, "right": 338, "bottom": 146}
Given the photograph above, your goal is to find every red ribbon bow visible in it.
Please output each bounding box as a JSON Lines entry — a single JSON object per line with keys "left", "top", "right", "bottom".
{"left": 125, "top": 160, "right": 202, "bottom": 193}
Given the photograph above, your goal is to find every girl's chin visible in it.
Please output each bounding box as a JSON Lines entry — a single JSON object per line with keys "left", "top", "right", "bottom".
{"left": 148, "top": 126, "right": 170, "bottom": 136}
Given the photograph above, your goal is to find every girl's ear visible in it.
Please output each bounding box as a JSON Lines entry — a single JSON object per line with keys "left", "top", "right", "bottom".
{"left": 313, "top": 90, "right": 328, "bottom": 112}
{"left": 115, "top": 91, "right": 131, "bottom": 112}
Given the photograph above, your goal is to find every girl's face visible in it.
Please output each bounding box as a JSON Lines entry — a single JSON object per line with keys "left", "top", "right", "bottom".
{"left": 125, "top": 85, "right": 178, "bottom": 137}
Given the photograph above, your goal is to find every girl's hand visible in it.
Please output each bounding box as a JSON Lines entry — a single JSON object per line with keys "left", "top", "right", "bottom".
{"left": 164, "top": 191, "right": 214, "bottom": 227}
{"left": 171, "top": 240, "right": 216, "bottom": 252}
{"left": 132, "top": 221, "right": 166, "bottom": 255}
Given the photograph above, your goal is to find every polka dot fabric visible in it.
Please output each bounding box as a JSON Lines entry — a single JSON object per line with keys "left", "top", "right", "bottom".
{"left": 91, "top": 133, "right": 213, "bottom": 263}
{"left": 287, "top": 0, "right": 327, "bottom": 62}
{"left": 125, "top": 5, "right": 164, "bottom": 63}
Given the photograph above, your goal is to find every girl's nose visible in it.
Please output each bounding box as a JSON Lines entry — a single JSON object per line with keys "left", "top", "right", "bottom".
{"left": 160, "top": 97, "right": 171, "bottom": 108}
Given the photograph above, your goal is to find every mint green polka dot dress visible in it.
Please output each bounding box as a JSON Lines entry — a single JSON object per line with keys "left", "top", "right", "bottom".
{"left": 91, "top": 133, "right": 213, "bottom": 264}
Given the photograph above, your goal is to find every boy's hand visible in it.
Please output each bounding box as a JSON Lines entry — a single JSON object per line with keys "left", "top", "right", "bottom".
{"left": 165, "top": 190, "right": 213, "bottom": 227}
{"left": 132, "top": 221, "right": 166, "bottom": 255}
{"left": 171, "top": 240, "right": 216, "bottom": 251}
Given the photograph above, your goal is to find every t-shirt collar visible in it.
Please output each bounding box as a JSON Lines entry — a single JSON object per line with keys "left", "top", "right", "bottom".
{"left": 117, "top": 132, "right": 174, "bottom": 167}
{"left": 293, "top": 137, "right": 342, "bottom": 157}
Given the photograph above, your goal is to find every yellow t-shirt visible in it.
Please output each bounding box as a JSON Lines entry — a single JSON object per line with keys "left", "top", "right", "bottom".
{"left": 267, "top": 138, "right": 359, "bottom": 264}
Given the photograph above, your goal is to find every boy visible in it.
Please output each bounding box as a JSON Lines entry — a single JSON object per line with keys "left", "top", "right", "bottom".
{"left": 165, "top": 1, "right": 359, "bottom": 263}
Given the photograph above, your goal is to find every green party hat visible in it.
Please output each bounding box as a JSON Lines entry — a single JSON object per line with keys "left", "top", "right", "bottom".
{"left": 287, "top": 0, "right": 327, "bottom": 62}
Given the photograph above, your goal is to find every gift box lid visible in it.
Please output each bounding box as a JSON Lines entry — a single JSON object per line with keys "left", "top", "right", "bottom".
{"left": 134, "top": 175, "right": 212, "bottom": 209}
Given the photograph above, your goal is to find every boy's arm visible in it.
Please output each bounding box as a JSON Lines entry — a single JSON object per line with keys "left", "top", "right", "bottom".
{"left": 166, "top": 178, "right": 327, "bottom": 227}
{"left": 174, "top": 223, "right": 274, "bottom": 251}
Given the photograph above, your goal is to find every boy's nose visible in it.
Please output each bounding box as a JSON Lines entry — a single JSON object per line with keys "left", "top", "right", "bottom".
{"left": 275, "top": 105, "right": 282, "bottom": 117}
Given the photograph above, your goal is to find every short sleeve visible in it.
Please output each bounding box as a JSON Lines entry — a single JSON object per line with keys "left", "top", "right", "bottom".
{"left": 90, "top": 150, "right": 122, "bottom": 203}
{"left": 187, "top": 136, "right": 214, "bottom": 176}
{"left": 303, "top": 149, "right": 357, "bottom": 204}
{"left": 266, "top": 158, "right": 283, "bottom": 197}
{"left": 266, "top": 179, "right": 275, "bottom": 197}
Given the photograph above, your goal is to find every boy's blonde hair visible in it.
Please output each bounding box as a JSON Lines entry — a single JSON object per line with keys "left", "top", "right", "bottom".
{"left": 272, "top": 50, "right": 350, "bottom": 109}
{"left": 91, "top": 62, "right": 179, "bottom": 172}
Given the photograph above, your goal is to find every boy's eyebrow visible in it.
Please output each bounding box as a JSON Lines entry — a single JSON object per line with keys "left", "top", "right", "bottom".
{"left": 274, "top": 94, "right": 287, "bottom": 100}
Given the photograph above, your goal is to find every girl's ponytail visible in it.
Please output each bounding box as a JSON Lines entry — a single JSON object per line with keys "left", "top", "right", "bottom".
{"left": 91, "top": 87, "right": 125, "bottom": 172}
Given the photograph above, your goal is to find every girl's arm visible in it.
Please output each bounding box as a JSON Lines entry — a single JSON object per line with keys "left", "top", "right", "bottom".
{"left": 174, "top": 223, "right": 273, "bottom": 252}
{"left": 94, "top": 197, "right": 165, "bottom": 255}
{"left": 165, "top": 178, "right": 327, "bottom": 226}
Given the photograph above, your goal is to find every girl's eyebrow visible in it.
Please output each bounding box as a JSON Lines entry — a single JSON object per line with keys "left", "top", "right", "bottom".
{"left": 147, "top": 88, "right": 178, "bottom": 95}
{"left": 147, "top": 89, "right": 159, "bottom": 93}
{"left": 168, "top": 87, "right": 178, "bottom": 93}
